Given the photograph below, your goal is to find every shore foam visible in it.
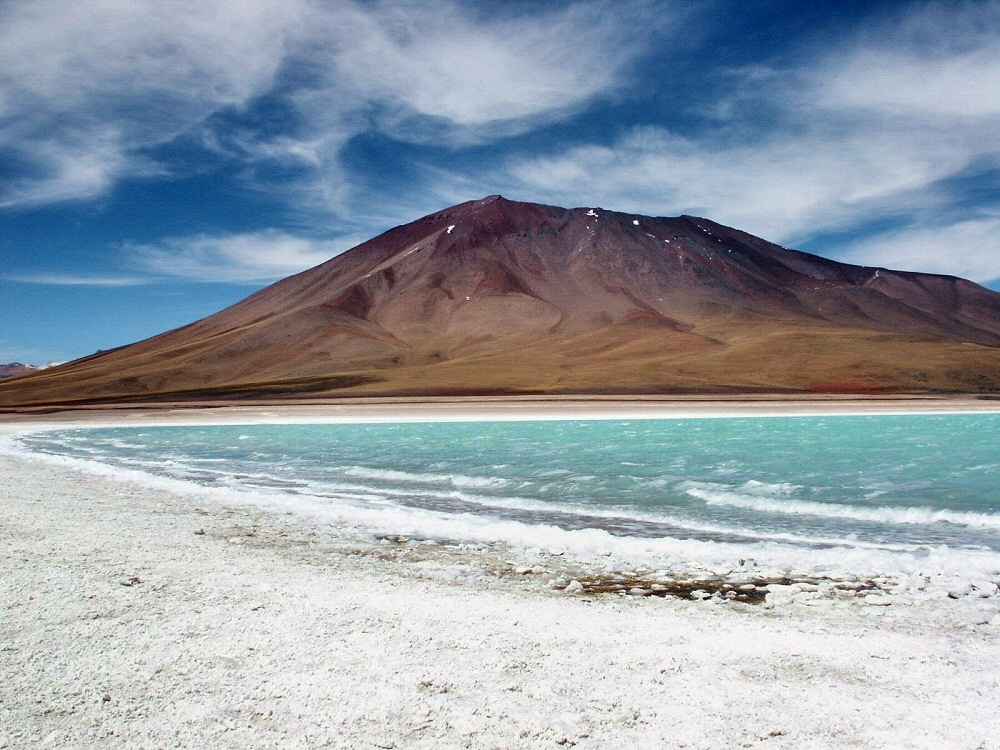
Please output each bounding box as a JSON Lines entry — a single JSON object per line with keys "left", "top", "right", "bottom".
{"left": 4, "top": 417, "right": 1000, "bottom": 611}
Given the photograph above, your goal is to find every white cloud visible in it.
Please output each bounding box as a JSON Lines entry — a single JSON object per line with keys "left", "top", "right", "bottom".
{"left": 815, "top": 3, "right": 1000, "bottom": 118}
{"left": 3, "top": 273, "right": 148, "bottom": 286}
{"left": 128, "top": 230, "right": 358, "bottom": 283}
{"left": 6, "top": 229, "right": 359, "bottom": 286}
{"left": 0, "top": 0, "right": 296, "bottom": 120}
{"left": 509, "top": 122, "right": 979, "bottom": 245}
{"left": 0, "top": 0, "right": 301, "bottom": 209}
{"left": 840, "top": 216, "right": 1000, "bottom": 284}
{"left": 225, "top": 0, "right": 659, "bottom": 222}
{"left": 505, "top": 1, "right": 1000, "bottom": 265}
{"left": 0, "top": 128, "right": 153, "bottom": 209}
{"left": 0, "top": 0, "right": 655, "bottom": 210}
{"left": 319, "top": 1, "right": 650, "bottom": 140}
{"left": 818, "top": 48, "right": 1000, "bottom": 119}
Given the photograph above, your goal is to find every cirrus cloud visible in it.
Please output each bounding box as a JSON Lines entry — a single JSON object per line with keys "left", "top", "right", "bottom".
{"left": 502, "top": 0, "right": 1000, "bottom": 277}
{"left": 127, "top": 230, "right": 359, "bottom": 283}
{"left": 2, "top": 273, "right": 149, "bottom": 287}
{"left": 0, "top": 0, "right": 658, "bottom": 212}
{"left": 508, "top": 122, "right": 979, "bottom": 246}
{"left": 0, "top": 0, "right": 301, "bottom": 209}
{"left": 840, "top": 215, "right": 1000, "bottom": 285}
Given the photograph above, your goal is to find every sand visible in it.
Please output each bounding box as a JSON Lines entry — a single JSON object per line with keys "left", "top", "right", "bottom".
{"left": 2, "top": 400, "right": 1000, "bottom": 749}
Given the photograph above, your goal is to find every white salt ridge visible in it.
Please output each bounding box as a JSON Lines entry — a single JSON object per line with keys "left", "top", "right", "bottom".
{"left": 237, "top": 470, "right": 931, "bottom": 553}
{"left": 684, "top": 482, "right": 1000, "bottom": 529}
{"left": 739, "top": 479, "right": 802, "bottom": 495}
{"left": 343, "top": 465, "right": 508, "bottom": 489}
{"left": 361, "top": 485, "right": 935, "bottom": 554}
{"left": 87, "top": 451, "right": 940, "bottom": 554}
{"left": 103, "top": 437, "right": 154, "bottom": 450}
{"left": 5, "top": 438, "right": 999, "bottom": 603}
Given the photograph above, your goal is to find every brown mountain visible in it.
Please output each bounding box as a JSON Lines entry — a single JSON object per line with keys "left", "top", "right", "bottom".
{"left": 4, "top": 195, "right": 1000, "bottom": 405}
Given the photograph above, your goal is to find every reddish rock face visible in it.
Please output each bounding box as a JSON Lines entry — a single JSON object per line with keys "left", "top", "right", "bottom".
{"left": 4, "top": 195, "right": 1000, "bottom": 404}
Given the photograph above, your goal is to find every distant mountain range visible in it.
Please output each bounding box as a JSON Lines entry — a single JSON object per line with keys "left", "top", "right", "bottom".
{"left": 0, "top": 363, "right": 41, "bottom": 380}
{"left": 3, "top": 196, "right": 1000, "bottom": 405}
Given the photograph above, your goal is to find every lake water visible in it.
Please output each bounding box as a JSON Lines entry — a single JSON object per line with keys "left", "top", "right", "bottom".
{"left": 12, "top": 414, "right": 1000, "bottom": 581}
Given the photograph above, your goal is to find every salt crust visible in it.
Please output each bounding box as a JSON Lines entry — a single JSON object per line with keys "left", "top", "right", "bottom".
{"left": 3, "top": 441, "right": 1000, "bottom": 748}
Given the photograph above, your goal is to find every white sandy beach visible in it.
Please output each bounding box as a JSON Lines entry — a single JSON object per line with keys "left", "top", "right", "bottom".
{"left": 2, "top": 402, "right": 1000, "bottom": 749}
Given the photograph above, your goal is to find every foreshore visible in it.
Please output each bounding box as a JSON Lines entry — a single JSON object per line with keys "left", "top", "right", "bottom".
{"left": 3, "top": 392, "right": 1000, "bottom": 427}
{"left": 2, "top": 398, "right": 1000, "bottom": 748}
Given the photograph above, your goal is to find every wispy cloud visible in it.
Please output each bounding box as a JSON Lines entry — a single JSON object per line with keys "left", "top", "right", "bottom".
{"left": 503, "top": 2, "right": 1000, "bottom": 264}
{"left": 224, "top": 0, "right": 662, "bottom": 224}
{"left": 4, "top": 273, "right": 149, "bottom": 287}
{"left": 0, "top": 0, "right": 299, "bottom": 209}
{"left": 9, "top": 229, "right": 363, "bottom": 286}
{"left": 0, "top": 0, "right": 657, "bottom": 213}
{"left": 127, "top": 230, "right": 357, "bottom": 283}
{"left": 813, "top": 2, "right": 1000, "bottom": 119}
{"left": 840, "top": 215, "right": 1000, "bottom": 284}
{"left": 5, "top": 0, "right": 996, "bottom": 291}
{"left": 508, "top": 124, "right": 979, "bottom": 245}
{"left": 317, "top": 0, "right": 655, "bottom": 141}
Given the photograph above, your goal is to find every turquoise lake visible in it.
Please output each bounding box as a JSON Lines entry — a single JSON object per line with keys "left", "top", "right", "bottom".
{"left": 14, "top": 414, "right": 1000, "bottom": 577}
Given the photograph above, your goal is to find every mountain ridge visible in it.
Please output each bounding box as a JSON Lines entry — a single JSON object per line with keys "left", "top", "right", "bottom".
{"left": 4, "top": 195, "right": 1000, "bottom": 405}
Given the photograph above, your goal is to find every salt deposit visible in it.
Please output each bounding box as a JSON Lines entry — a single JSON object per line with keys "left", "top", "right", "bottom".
{"left": 2, "top": 424, "right": 1000, "bottom": 748}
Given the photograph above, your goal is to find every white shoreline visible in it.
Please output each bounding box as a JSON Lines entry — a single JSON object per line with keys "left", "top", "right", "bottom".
{"left": 3, "top": 394, "right": 1000, "bottom": 430}
{"left": 3, "top": 404, "right": 1000, "bottom": 748}
{"left": 6, "top": 413, "right": 1000, "bottom": 586}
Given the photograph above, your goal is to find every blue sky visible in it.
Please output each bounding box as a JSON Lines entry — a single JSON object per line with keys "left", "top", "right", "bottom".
{"left": 2, "top": 0, "right": 999, "bottom": 364}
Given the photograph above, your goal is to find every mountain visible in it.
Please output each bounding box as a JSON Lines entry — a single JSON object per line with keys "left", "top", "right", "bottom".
{"left": 3, "top": 195, "right": 1000, "bottom": 406}
{"left": 0, "top": 363, "right": 39, "bottom": 380}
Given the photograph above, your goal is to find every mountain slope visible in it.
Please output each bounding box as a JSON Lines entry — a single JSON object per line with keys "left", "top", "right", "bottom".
{"left": 4, "top": 195, "right": 1000, "bottom": 405}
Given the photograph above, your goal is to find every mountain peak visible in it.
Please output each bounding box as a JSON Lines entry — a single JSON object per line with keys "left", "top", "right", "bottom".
{"left": 3, "top": 197, "right": 1000, "bottom": 404}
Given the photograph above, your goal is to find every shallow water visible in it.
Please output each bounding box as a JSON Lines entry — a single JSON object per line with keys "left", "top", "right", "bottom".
{"left": 13, "top": 414, "right": 1000, "bottom": 578}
